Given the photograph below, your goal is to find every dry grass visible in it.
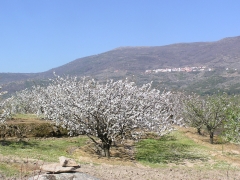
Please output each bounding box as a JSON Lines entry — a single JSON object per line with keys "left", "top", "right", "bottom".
{"left": 8, "top": 114, "right": 47, "bottom": 124}
{"left": 180, "top": 127, "right": 240, "bottom": 168}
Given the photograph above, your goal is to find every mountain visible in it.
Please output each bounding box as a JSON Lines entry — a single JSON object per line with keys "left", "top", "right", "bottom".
{"left": 1, "top": 36, "right": 240, "bottom": 96}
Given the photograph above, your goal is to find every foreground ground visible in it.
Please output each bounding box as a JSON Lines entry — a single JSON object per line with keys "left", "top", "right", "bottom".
{"left": 78, "top": 163, "right": 239, "bottom": 180}
{"left": 74, "top": 127, "right": 240, "bottom": 180}
{"left": 0, "top": 126, "right": 240, "bottom": 180}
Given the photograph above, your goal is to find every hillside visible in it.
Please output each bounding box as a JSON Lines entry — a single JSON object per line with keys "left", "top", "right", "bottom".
{"left": 1, "top": 36, "right": 240, "bottom": 95}
{"left": 50, "top": 36, "right": 240, "bottom": 75}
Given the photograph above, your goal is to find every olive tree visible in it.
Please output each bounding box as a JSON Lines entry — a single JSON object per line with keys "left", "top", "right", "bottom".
{"left": 12, "top": 76, "right": 182, "bottom": 157}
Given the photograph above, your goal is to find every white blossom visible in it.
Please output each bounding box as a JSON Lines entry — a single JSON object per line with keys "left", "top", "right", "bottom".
{"left": 0, "top": 86, "right": 10, "bottom": 123}
{"left": 10, "top": 76, "right": 183, "bottom": 157}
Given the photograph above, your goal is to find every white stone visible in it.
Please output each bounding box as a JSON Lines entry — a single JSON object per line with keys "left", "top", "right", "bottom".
{"left": 59, "top": 156, "right": 80, "bottom": 167}
{"left": 40, "top": 163, "right": 80, "bottom": 173}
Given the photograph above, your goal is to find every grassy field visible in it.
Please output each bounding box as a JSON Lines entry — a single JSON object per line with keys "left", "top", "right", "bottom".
{"left": 0, "top": 137, "right": 87, "bottom": 162}
{"left": 135, "top": 131, "right": 208, "bottom": 166}
{"left": 0, "top": 136, "right": 88, "bottom": 178}
{"left": 0, "top": 117, "right": 240, "bottom": 179}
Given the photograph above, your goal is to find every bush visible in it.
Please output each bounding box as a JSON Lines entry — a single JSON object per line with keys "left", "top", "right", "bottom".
{"left": 0, "top": 123, "right": 69, "bottom": 138}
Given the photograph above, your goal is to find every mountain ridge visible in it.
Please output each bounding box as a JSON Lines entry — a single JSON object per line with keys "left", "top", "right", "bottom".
{"left": 1, "top": 35, "right": 240, "bottom": 95}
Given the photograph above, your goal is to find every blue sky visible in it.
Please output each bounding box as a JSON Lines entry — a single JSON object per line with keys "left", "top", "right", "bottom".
{"left": 1, "top": 0, "right": 240, "bottom": 73}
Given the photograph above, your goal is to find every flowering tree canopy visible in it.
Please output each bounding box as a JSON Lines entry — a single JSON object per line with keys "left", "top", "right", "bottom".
{"left": 0, "top": 86, "right": 10, "bottom": 123}
{"left": 11, "top": 76, "right": 182, "bottom": 157}
{"left": 182, "top": 93, "right": 206, "bottom": 135}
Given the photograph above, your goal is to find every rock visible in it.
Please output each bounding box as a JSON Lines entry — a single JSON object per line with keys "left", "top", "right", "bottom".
{"left": 28, "top": 172, "right": 100, "bottom": 180}
{"left": 59, "top": 156, "right": 80, "bottom": 167}
{"left": 0, "top": 173, "right": 5, "bottom": 179}
{"left": 41, "top": 163, "right": 80, "bottom": 173}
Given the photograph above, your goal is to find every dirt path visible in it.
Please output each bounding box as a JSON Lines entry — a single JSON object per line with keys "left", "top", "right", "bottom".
{"left": 79, "top": 163, "right": 240, "bottom": 180}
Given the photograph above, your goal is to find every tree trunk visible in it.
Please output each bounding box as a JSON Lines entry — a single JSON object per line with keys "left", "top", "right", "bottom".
{"left": 210, "top": 131, "right": 214, "bottom": 144}
{"left": 197, "top": 127, "right": 202, "bottom": 135}
{"left": 87, "top": 134, "right": 112, "bottom": 158}
{"left": 101, "top": 140, "right": 112, "bottom": 158}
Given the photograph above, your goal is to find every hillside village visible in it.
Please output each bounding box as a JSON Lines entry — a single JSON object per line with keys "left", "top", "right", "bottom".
{"left": 145, "top": 66, "right": 213, "bottom": 74}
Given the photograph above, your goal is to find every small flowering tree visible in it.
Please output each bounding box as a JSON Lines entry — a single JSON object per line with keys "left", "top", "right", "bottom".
{"left": 183, "top": 93, "right": 206, "bottom": 135}
{"left": 11, "top": 76, "right": 182, "bottom": 157}
{"left": 10, "top": 89, "right": 39, "bottom": 114}
{"left": 0, "top": 86, "right": 10, "bottom": 123}
{"left": 183, "top": 93, "right": 229, "bottom": 144}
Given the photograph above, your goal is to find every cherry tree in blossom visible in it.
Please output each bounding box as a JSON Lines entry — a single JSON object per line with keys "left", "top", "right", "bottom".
{"left": 11, "top": 76, "right": 182, "bottom": 157}
{"left": 0, "top": 86, "right": 10, "bottom": 123}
